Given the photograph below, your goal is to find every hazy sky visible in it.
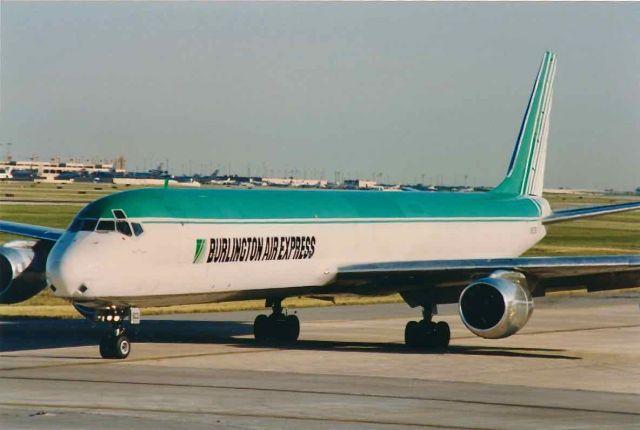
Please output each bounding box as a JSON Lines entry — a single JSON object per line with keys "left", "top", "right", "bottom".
{"left": 1, "top": 2, "right": 638, "bottom": 189}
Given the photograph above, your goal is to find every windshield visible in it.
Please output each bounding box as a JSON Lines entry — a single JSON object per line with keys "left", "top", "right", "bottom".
{"left": 69, "top": 217, "right": 143, "bottom": 236}
{"left": 96, "top": 220, "right": 115, "bottom": 232}
{"left": 116, "top": 221, "right": 132, "bottom": 236}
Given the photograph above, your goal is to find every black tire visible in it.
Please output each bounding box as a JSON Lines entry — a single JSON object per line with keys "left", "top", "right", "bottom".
{"left": 99, "top": 333, "right": 130, "bottom": 359}
{"left": 435, "top": 321, "right": 451, "bottom": 348}
{"left": 254, "top": 314, "right": 270, "bottom": 342}
{"left": 99, "top": 336, "right": 114, "bottom": 359}
{"left": 404, "top": 320, "right": 421, "bottom": 348}
{"left": 284, "top": 314, "right": 300, "bottom": 342}
{"left": 419, "top": 320, "right": 438, "bottom": 348}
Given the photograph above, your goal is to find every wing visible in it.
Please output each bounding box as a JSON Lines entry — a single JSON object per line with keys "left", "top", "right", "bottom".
{"left": 544, "top": 201, "right": 640, "bottom": 224}
{"left": 0, "top": 220, "right": 64, "bottom": 241}
{"left": 335, "top": 256, "right": 640, "bottom": 305}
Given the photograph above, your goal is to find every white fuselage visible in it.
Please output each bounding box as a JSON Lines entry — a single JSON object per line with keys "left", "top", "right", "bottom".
{"left": 47, "top": 214, "right": 547, "bottom": 308}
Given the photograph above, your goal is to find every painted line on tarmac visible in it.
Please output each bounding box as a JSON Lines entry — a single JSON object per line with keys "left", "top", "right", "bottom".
{"left": 1, "top": 374, "right": 638, "bottom": 417}
{"left": 0, "top": 401, "right": 487, "bottom": 430}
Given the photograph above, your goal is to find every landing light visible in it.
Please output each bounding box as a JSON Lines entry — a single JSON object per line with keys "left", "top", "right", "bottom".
{"left": 106, "top": 315, "right": 113, "bottom": 322}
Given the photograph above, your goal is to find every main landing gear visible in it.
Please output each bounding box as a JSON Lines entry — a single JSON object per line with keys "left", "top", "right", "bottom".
{"left": 253, "top": 299, "right": 300, "bottom": 343}
{"left": 92, "top": 307, "right": 140, "bottom": 359}
{"left": 404, "top": 305, "right": 450, "bottom": 349}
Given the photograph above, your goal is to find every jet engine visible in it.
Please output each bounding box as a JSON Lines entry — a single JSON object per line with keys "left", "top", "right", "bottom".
{"left": 0, "top": 240, "right": 52, "bottom": 304}
{"left": 458, "top": 270, "right": 534, "bottom": 339}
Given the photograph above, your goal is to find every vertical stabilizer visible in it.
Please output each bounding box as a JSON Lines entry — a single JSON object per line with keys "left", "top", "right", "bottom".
{"left": 492, "top": 52, "right": 557, "bottom": 197}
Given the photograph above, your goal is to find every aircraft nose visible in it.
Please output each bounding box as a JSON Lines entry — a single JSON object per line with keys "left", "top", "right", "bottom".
{"left": 46, "top": 236, "right": 91, "bottom": 298}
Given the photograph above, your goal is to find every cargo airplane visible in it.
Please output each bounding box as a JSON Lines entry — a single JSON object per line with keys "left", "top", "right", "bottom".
{"left": 2, "top": 52, "right": 639, "bottom": 359}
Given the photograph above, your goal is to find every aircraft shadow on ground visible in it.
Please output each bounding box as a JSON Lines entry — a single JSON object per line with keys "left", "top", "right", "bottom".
{"left": 232, "top": 339, "right": 581, "bottom": 360}
{"left": 0, "top": 317, "right": 580, "bottom": 360}
{"left": 0, "top": 318, "right": 253, "bottom": 353}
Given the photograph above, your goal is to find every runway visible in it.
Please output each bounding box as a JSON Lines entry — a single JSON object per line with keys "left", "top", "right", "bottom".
{"left": 1, "top": 294, "right": 639, "bottom": 429}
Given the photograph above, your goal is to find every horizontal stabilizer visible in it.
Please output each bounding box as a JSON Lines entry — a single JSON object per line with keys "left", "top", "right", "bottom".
{"left": 543, "top": 201, "right": 640, "bottom": 224}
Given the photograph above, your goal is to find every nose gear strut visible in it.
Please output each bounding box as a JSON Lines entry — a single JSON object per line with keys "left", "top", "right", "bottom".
{"left": 89, "top": 306, "right": 139, "bottom": 359}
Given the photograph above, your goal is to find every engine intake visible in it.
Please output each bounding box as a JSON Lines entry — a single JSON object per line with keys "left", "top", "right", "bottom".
{"left": 0, "top": 240, "right": 51, "bottom": 304}
{"left": 459, "top": 270, "right": 534, "bottom": 339}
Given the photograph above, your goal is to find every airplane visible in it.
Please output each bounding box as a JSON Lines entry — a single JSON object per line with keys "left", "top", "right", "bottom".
{"left": 1, "top": 51, "right": 639, "bottom": 359}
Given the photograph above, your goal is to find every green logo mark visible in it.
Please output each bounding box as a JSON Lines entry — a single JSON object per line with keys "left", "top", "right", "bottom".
{"left": 193, "top": 239, "right": 206, "bottom": 264}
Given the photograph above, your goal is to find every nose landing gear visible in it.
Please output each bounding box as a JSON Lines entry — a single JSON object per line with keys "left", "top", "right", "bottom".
{"left": 99, "top": 326, "right": 131, "bottom": 359}
{"left": 91, "top": 306, "right": 140, "bottom": 359}
{"left": 253, "top": 299, "right": 300, "bottom": 343}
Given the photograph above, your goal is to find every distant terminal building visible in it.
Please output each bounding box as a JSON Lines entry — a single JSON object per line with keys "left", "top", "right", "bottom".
{"left": 544, "top": 188, "right": 604, "bottom": 195}
{"left": 343, "top": 179, "right": 380, "bottom": 190}
{"left": 263, "top": 177, "right": 328, "bottom": 188}
{"left": 0, "top": 158, "right": 126, "bottom": 182}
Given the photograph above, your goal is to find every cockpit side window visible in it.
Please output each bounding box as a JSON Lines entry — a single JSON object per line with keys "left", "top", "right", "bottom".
{"left": 116, "top": 221, "right": 133, "bottom": 236}
{"left": 69, "top": 218, "right": 98, "bottom": 232}
{"left": 131, "top": 222, "right": 144, "bottom": 236}
{"left": 96, "top": 220, "right": 115, "bottom": 232}
{"left": 80, "top": 219, "right": 98, "bottom": 231}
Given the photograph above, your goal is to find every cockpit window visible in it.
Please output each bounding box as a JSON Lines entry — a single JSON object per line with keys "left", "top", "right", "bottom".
{"left": 131, "top": 222, "right": 144, "bottom": 236}
{"left": 116, "top": 221, "right": 133, "bottom": 236}
{"left": 68, "top": 218, "right": 98, "bottom": 232}
{"left": 96, "top": 220, "right": 115, "bottom": 232}
{"left": 70, "top": 217, "right": 140, "bottom": 236}
{"left": 80, "top": 219, "right": 98, "bottom": 231}
{"left": 113, "top": 209, "right": 127, "bottom": 219}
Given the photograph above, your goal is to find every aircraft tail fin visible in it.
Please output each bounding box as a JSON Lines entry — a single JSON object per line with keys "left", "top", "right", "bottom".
{"left": 492, "top": 51, "right": 557, "bottom": 197}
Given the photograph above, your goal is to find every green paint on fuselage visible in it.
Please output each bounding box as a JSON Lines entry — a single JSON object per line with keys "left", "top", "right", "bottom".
{"left": 75, "top": 188, "right": 541, "bottom": 221}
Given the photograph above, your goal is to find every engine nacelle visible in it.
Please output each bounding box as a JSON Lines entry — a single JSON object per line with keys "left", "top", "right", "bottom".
{"left": 458, "top": 270, "right": 534, "bottom": 339}
{"left": 0, "top": 240, "right": 51, "bottom": 304}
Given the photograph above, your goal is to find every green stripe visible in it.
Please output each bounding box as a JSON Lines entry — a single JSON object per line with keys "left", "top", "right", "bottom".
{"left": 76, "top": 188, "right": 542, "bottom": 221}
{"left": 144, "top": 217, "right": 539, "bottom": 225}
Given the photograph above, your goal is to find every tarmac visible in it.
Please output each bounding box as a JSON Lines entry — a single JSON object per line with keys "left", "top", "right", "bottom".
{"left": 1, "top": 293, "right": 639, "bottom": 429}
